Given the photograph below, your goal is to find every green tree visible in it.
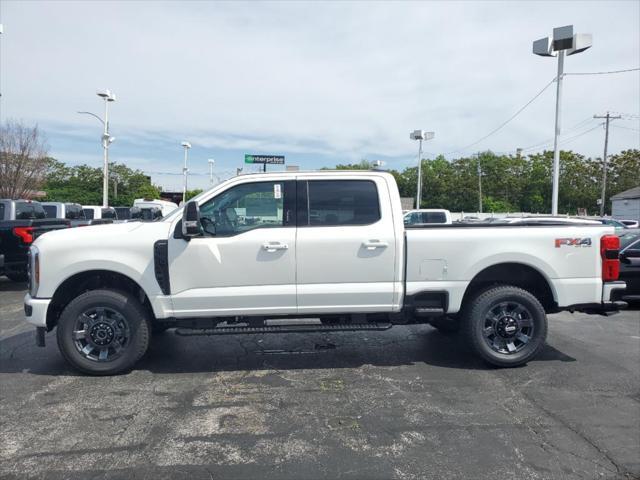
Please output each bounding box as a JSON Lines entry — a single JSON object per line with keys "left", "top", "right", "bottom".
{"left": 43, "top": 160, "right": 160, "bottom": 206}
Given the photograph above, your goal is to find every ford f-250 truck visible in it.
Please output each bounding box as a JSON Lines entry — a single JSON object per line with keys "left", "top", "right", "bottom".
{"left": 1, "top": 199, "right": 69, "bottom": 282}
{"left": 24, "top": 171, "right": 626, "bottom": 375}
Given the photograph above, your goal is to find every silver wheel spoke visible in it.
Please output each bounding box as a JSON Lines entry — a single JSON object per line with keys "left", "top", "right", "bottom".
{"left": 516, "top": 333, "right": 530, "bottom": 344}
{"left": 483, "top": 325, "right": 494, "bottom": 337}
{"left": 82, "top": 344, "right": 94, "bottom": 356}
{"left": 98, "top": 348, "right": 109, "bottom": 361}
{"left": 506, "top": 341, "right": 517, "bottom": 353}
{"left": 73, "top": 330, "right": 87, "bottom": 340}
{"left": 520, "top": 317, "right": 533, "bottom": 328}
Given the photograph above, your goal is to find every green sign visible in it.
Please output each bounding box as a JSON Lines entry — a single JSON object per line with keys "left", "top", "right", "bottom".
{"left": 244, "top": 154, "right": 285, "bottom": 165}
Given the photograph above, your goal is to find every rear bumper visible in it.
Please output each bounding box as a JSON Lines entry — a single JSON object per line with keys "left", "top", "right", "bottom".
{"left": 24, "top": 293, "right": 51, "bottom": 328}
{"left": 568, "top": 281, "right": 627, "bottom": 316}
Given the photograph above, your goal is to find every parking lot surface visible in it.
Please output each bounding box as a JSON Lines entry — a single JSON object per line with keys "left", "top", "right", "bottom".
{"left": 1, "top": 278, "right": 639, "bottom": 480}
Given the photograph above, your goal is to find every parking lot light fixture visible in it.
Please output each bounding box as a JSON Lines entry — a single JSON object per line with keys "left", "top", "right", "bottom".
{"left": 410, "top": 130, "right": 435, "bottom": 209}
{"left": 181, "top": 142, "right": 192, "bottom": 203}
{"left": 533, "top": 25, "right": 592, "bottom": 215}
{"left": 208, "top": 159, "right": 216, "bottom": 185}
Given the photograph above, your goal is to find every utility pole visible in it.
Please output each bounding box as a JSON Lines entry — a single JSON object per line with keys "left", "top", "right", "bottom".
{"left": 593, "top": 112, "right": 621, "bottom": 216}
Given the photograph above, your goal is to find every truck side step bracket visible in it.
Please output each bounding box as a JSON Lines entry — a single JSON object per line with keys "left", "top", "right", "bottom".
{"left": 175, "top": 323, "right": 392, "bottom": 336}
{"left": 414, "top": 307, "right": 445, "bottom": 317}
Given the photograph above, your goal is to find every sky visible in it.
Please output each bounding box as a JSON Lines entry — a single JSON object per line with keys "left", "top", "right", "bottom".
{"left": 1, "top": 0, "right": 639, "bottom": 191}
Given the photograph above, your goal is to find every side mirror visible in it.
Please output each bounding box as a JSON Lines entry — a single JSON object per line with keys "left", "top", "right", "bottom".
{"left": 181, "top": 201, "right": 201, "bottom": 237}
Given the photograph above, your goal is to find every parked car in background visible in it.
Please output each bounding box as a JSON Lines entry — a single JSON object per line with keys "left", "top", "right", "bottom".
{"left": 130, "top": 205, "right": 163, "bottom": 221}
{"left": 614, "top": 229, "right": 640, "bottom": 304}
{"left": 133, "top": 198, "right": 179, "bottom": 217}
{"left": 619, "top": 219, "right": 639, "bottom": 229}
{"left": 404, "top": 209, "right": 452, "bottom": 225}
{"left": 82, "top": 206, "right": 117, "bottom": 222}
{"left": 114, "top": 207, "right": 132, "bottom": 221}
{"left": 41, "top": 202, "right": 93, "bottom": 227}
{"left": 597, "top": 218, "right": 628, "bottom": 230}
{"left": 0, "top": 199, "right": 69, "bottom": 282}
{"left": 475, "top": 216, "right": 603, "bottom": 226}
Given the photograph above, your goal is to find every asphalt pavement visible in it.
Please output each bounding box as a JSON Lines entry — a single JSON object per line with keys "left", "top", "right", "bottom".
{"left": 1, "top": 278, "right": 639, "bottom": 480}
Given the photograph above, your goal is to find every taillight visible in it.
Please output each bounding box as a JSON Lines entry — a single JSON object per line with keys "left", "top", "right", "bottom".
{"left": 600, "top": 234, "right": 620, "bottom": 282}
{"left": 13, "top": 227, "right": 34, "bottom": 244}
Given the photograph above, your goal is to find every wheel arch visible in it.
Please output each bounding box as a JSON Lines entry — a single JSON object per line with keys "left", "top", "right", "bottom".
{"left": 460, "top": 262, "right": 558, "bottom": 313}
{"left": 46, "top": 270, "right": 156, "bottom": 330}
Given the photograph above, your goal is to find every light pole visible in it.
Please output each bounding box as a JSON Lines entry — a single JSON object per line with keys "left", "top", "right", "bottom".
{"left": 476, "top": 153, "right": 483, "bottom": 213}
{"left": 181, "top": 141, "right": 191, "bottom": 203}
{"left": 78, "top": 89, "right": 116, "bottom": 207}
{"left": 208, "top": 158, "right": 215, "bottom": 185}
{"left": 533, "top": 25, "right": 592, "bottom": 215}
{"left": 410, "top": 130, "right": 435, "bottom": 209}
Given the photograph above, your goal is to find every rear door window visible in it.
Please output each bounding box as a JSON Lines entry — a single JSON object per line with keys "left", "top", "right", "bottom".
{"left": 65, "top": 204, "right": 83, "bottom": 219}
{"left": 83, "top": 208, "right": 95, "bottom": 220}
{"left": 421, "top": 211, "right": 447, "bottom": 223}
{"left": 303, "top": 180, "right": 380, "bottom": 226}
{"left": 15, "top": 202, "right": 46, "bottom": 219}
{"left": 42, "top": 205, "right": 58, "bottom": 218}
{"left": 102, "top": 208, "right": 117, "bottom": 219}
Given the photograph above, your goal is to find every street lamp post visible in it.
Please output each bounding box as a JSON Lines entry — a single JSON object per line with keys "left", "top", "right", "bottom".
{"left": 208, "top": 158, "right": 215, "bottom": 185}
{"left": 181, "top": 141, "right": 191, "bottom": 203}
{"left": 533, "top": 25, "right": 592, "bottom": 215}
{"left": 410, "top": 130, "right": 435, "bottom": 209}
{"left": 97, "top": 90, "right": 116, "bottom": 207}
{"left": 79, "top": 90, "right": 116, "bottom": 208}
{"left": 476, "top": 153, "right": 483, "bottom": 213}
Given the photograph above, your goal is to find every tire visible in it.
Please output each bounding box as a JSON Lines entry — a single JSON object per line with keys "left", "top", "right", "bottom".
{"left": 462, "top": 285, "right": 547, "bottom": 367}
{"left": 6, "top": 270, "right": 28, "bottom": 282}
{"left": 56, "top": 289, "right": 151, "bottom": 375}
{"left": 429, "top": 316, "right": 460, "bottom": 335}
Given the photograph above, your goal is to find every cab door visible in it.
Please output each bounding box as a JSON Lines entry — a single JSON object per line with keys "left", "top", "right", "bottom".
{"left": 168, "top": 180, "right": 297, "bottom": 317}
{"left": 295, "top": 177, "right": 398, "bottom": 313}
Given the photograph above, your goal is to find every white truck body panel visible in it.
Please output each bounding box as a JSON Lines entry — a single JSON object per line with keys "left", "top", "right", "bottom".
{"left": 25, "top": 171, "right": 620, "bottom": 329}
{"left": 405, "top": 226, "right": 607, "bottom": 313}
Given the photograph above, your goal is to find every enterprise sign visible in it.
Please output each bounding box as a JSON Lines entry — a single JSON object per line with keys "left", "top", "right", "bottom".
{"left": 244, "top": 154, "right": 285, "bottom": 165}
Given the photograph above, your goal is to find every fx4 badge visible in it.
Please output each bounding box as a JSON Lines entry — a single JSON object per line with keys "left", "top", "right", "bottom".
{"left": 555, "top": 238, "right": 592, "bottom": 248}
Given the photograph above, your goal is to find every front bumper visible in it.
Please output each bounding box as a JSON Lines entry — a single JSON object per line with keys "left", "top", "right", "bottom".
{"left": 24, "top": 293, "right": 51, "bottom": 328}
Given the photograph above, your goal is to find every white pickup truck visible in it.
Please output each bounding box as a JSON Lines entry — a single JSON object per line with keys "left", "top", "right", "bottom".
{"left": 24, "top": 171, "right": 626, "bottom": 374}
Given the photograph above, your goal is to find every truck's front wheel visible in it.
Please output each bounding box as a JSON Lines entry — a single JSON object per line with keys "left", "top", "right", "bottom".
{"left": 463, "top": 285, "right": 547, "bottom": 367}
{"left": 56, "top": 289, "right": 151, "bottom": 375}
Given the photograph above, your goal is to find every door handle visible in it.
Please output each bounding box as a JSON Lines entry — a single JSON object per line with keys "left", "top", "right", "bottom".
{"left": 362, "top": 240, "right": 389, "bottom": 250}
{"left": 262, "top": 242, "right": 289, "bottom": 252}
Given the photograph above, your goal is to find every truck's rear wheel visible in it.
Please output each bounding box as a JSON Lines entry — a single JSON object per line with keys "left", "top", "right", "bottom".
{"left": 463, "top": 285, "right": 547, "bottom": 367}
{"left": 56, "top": 289, "right": 151, "bottom": 375}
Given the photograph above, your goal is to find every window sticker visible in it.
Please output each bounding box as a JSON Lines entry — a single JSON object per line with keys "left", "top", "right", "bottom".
{"left": 274, "top": 183, "right": 282, "bottom": 199}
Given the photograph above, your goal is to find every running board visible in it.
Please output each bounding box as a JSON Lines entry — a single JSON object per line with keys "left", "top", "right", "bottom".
{"left": 175, "top": 323, "right": 392, "bottom": 336}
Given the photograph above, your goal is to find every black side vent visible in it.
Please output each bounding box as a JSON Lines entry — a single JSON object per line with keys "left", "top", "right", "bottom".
{"left": 154, "top": 240, "right": 170, "bottom": 295}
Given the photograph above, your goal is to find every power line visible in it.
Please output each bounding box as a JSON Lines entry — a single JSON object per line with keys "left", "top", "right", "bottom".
{"left": 444, "top": 77, "right": 556, "bottom": 155}
{"left": 521, "top": 122, "right": 603, "bottom": 152}
{"left": 565, "top": 67, "right": 640, "bottom": 76}
{"left": 612, "top": 124, "right": 640, "bottom": 132}
{"left": 520, "top": 117, "right": 597, "bottom": 152}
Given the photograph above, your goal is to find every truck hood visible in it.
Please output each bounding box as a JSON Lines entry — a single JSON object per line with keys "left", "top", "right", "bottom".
{"left": 34, "top": 220, "right": 172, "bottom": 250}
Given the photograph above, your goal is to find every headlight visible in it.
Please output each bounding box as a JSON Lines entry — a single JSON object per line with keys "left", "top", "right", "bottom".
{"left": 29, "top": 245, "right": 40, "bottom": 297}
